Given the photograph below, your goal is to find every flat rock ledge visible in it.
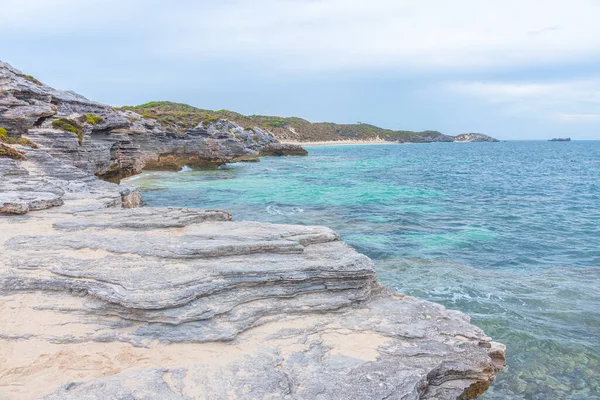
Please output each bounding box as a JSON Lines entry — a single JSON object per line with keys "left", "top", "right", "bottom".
{"left": 0, "top": 152, "right": 504, "bottom": 400}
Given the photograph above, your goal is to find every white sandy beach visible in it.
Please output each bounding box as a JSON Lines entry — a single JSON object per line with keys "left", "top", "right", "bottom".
{"left": 280, "top": 140, "right": 397, "bottom": 147}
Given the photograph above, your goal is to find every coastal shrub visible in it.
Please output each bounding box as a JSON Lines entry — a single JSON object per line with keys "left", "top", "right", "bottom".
{"left": 252, "top": 135, "right": 260, "bottom": 143}
{"left": 0, "top": 143, "right": 25, "bottom": 160}
{"left": 203, "top": 114, "right": 218, "bottom": 123}
{"left": 0, "top": 129, "right": 18, "bottom": 144}
{"left": 262, "top": 118, "right": 286, "bottom": 128}
{"left": 84, "top": 114, "right": 103, "bottom": 125}
{"left": 17, "top": 74, "right": 43, "bottom": 86}
{"left": 17, "top": 138, "right": 38, "bottom": 148}
{"left": 52, "top": 118, "right": 84, "bottom": 145}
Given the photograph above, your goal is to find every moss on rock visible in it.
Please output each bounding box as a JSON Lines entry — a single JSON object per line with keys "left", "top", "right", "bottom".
{"left": 0, "top": 143, "right": 25, "bottom": 159}
{"left": 16, "top": 137, "right": 39, "bottom": 148}
{"left": 52, "top": 118, "right": 84, "bottom": 145}
{"left": 84, "top": 114, "right": 103, "bottom": 126}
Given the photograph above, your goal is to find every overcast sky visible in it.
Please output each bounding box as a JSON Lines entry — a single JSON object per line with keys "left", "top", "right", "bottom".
{"left": 2, "top": 0, "right": 600, "bottom": 139}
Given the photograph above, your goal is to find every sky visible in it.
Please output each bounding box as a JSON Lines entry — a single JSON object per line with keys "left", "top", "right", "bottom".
{"left": 1, "top": 0, "right": 600, "bottom": 140}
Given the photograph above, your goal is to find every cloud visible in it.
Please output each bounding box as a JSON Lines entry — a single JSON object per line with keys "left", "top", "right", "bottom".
{"left": 446, "top": 79, "right": 600, "bottom": 122}
{"left": 558, "top": 113, "right": 600, "bottom": 121}
{"left": 1, "top": 0, "right": 600, "bottom": 73}
{"left": 528, "top": 25, "right": 561, "bottom": 35}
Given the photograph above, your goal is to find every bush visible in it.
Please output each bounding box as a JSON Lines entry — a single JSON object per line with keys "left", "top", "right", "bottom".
{"left": 16, "top": 74, "right": 43, "bottom": 86}
{"left": 84, "top": 114, "right": 103, "bottom": 125}
{"left": 0, "top": 127, "right": 7, "bottom": 139}
{"left": 262, "top": 119, "right": 286, "bottom": 128}
{"left": 17, "top": 138, "right": 38, "bottom": 148}
{"left": 52, "top": 118, "right": 84, "bottom": 145}
{"left": 0, "top": 143, "right": 25, "bottom": 160}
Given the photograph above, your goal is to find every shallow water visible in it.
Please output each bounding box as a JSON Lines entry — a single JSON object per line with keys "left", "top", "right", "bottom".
{"left": 130, "top": 141, "right": 600, "bottom": 399}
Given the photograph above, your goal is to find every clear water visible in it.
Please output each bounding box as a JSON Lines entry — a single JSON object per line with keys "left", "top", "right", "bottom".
{"left": 128, "top": 141, "right": 600, "bottom": 399}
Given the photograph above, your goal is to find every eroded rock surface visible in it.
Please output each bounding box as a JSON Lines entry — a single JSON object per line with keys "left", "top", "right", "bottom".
{"left": 0, "top": 203, "right": 505, "bottom": 400}
{"left": 0, "top": 60, "right": 504, "bottom": 400}
{"left": 0, "top": 61, "right": 306, "bottom": 182}
{"left": 453, "top": 134, "right": 500, "bottom": 143}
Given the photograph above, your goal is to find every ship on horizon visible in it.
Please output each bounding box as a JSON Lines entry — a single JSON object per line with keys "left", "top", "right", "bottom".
{"left": 548, "top": 137, "right": 572, "bottom": 142}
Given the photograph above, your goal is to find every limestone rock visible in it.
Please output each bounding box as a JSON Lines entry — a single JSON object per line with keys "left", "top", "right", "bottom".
{"left": 1, "top": 204, "right": 505, "bottom": 400}
{"left": 259, "top": 142, "right": 309, "bottom": 156}
{"left": 0, "top": 61, "right": 307, "bottom": 181}
{"left": 0, "top": 60, "right": 504, "bottom": 400}
{"left": 453, "top": 133, "right": 500, "bottom": 143}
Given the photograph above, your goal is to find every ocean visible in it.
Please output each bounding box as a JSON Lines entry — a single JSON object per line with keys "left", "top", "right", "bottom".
{"left": 128, "top": 141, "right": 600, "bottom": 399}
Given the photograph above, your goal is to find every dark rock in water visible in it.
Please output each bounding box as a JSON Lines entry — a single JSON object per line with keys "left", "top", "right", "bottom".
{"left": 259, "top": 142, "right": 309, "bottom": 156}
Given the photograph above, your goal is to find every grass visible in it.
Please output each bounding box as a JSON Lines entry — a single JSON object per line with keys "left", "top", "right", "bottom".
{"left": 15, "top": 73, "right": 43, "bottom": 86}
{"left": 17, "top": 138, "right": 38, "bottom": 148}
{"left": 52, "top": 118, "right": 84, "bottom": 145}
{"left": 0, "top": 143, "right": 25, "bottom": 159}
{"left": 84, "top": 114, "right": 103, "bottom": 125}
{"left": 0, "top": 126, "right": 40, "bottom": 159}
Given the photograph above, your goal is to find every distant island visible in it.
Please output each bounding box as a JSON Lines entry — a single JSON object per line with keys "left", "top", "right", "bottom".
{"left": 122, "top": 101, "right": 499, "bottom": 144}
{"left": 548, "top": 137, "right": 571, "bottom": 142}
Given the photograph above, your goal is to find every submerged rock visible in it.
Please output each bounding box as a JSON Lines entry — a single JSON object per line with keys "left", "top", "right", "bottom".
{"left": 0, "top": 146, "right": 505, "bottom": 399}
{"left": 0, "top": 60, "right": 504, "bottom": 399}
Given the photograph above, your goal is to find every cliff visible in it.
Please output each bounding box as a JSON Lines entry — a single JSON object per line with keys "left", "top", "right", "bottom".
{"left": 122, "top": 101, "right": 499, "bottom": 143}
{"left": 0, "top": 62, "right": 306, "bottom": 182}
{"left": 0, "top": 62, "right": 505, "bottom": 399}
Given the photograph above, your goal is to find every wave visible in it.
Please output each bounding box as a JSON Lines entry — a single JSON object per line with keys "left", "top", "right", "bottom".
{"left": 266, "top": 205, "right": 304, "bottom": 215}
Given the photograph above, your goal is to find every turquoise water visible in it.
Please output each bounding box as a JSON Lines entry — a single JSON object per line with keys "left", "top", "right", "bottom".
{"left": 129, "top": 141, "right": 600, "bottom": 399}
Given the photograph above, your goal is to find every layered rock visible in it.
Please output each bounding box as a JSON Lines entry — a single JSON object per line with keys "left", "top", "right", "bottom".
{"left": 0, "top": 61, "right": 306, "bottom": 182}
{"left": 0, "top": 61, "right": 504, "bottom": 400}
{"left": 0, "top": 147, "right": 505, "bottom": 400}
{"left": 259, "top": 142, "right": 309, "bottom": 156}
{"left": 453, "top": 133, "right": 500, "bottom": 143}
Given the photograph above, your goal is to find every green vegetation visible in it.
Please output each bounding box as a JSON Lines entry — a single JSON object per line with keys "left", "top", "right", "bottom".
{"left": 15, "top": 73, "right": 43, "bottom": 86}
{"left": 0, "top": 127, "right": 7, "bottom": 139}
{"left": 52, "top": 118, "right": 84, "bottom": 145}
{"left": 84, "top": 114, "right": 103, "bottom": 125}
{"left": 0, "top": 143, "right": 25, "bottom": 159}
{"left": 16, "top": 138, "right": 38, "bottom": 148}
{"left": 260, "top": 118, "right": 286, "bottom": 128}
{"left": 120, "top": 101, "right": 450, "bottom": 142}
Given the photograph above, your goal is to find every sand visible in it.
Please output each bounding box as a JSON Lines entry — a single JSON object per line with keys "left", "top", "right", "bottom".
{"left": 280, "top": 140, "right": 398, "bottom": 147}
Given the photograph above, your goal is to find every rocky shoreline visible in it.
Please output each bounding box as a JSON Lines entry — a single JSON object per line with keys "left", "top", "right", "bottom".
{"left": 0, "top": 61, "right": 505, "bottom": 399}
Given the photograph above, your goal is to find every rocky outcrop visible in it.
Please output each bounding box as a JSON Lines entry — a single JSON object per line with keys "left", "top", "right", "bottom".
{"left": 453, "top": 133, "right": 500, "bottom": 143}
{"left": 0, "top": 149, "right": 505, "bottom": 400}
{"left": 0, "top": 61, "right": 504, "bottom": 399}
{"left": 259, "top": 142, "right": 309, "bottom": 156}
{"left": 0, "top": 61, "right": 306, "bottom": 182}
